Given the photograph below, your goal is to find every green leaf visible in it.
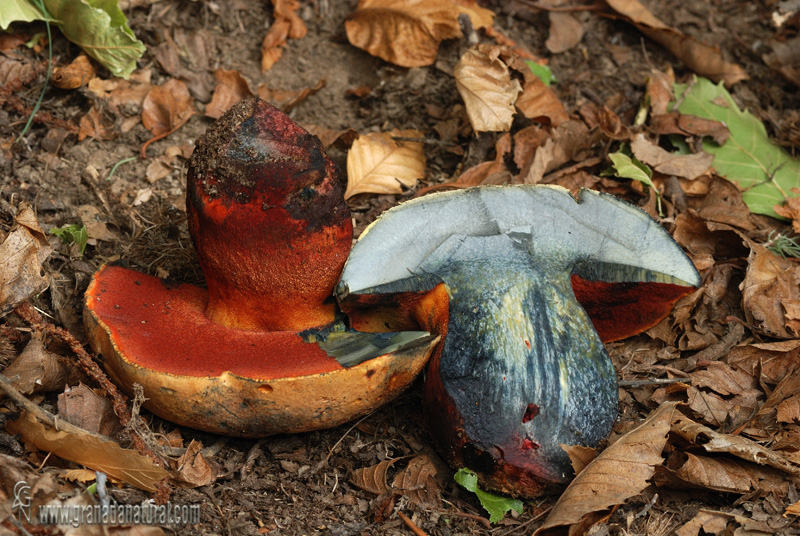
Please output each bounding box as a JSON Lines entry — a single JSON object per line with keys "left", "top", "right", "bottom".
{"left": 608, "top": 151, "right": 654, "bottom": 188}
{"left": 674, "top": 76, "right": 800, "bottom": 219}
{"left": 454, "top": 468, "right": 524, "bottom": 523}
{"left": 43, "top": 0, "right": 145, "bottom": 78}
{"left": 524, "top": 60, "right": 555, "bottom": 86}
{"left": 50, "top": 223, "right": 89, "bottom": 254}
{"left": 0, "top": 0, "right": 51, "bottom": 30}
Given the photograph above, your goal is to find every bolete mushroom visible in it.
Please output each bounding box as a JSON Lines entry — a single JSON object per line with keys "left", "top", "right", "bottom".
{"left": 336, "top": 185, "right": 700, "bottom": 497}
{"left": 84, "top": 98, "right": 437, "bottom": 436}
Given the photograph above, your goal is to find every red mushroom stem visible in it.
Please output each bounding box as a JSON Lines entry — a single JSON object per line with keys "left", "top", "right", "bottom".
{"left": 186, "top": 98, "right": 352, "bottom": 331}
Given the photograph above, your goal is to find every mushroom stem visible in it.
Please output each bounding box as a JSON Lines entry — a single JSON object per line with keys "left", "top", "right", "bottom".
{"left": 186, "top": 97, "right": 352, "bottom": 331}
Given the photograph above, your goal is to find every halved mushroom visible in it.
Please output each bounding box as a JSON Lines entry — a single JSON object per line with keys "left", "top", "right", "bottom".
{"left": 336, "top": 186, "right": 700, "bottom": 497}
{"left": 84, "top": 98, "right": 437, "bottom": 436}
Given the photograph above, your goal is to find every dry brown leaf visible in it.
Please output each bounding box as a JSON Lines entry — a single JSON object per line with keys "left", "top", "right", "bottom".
{"left": 345, "top": 130, "right": 426, "bottom": 199}
{"left": 690, "top": 361, "right": 758, "bottom": 398}
{"left": 534, "top": 402, "right": 677, "bottom": 536}
{"left": 655, "top": 451, "right": 791, "bottom": 495}
{"left": 454, "top": 0, "right": 494, "bottom": 30}
{"left": 391, "top": 455, "right": 441, "bottom": 507}
{"left": 345, "top": 0, "right": 462, "bottom": 68}
{"left": 3, "top": 334, "right": 79, "bottom": 394}
{"left": 513, "top": 125, "right": 550, "bottom": 179}
{"left": 630, "top": 133, "right": 713, "bottom": 180}
{"left": 152, "top": 29, "right": 215, "bottom": 102}
{"left": 141, "top": 79, "right": 194, "bottom": 137}
{"left": 261, "top": 0, "right": 307, "bottom": 72}
{"left": 174, "top": 439, "right": 216, "bottom": 488}
{"left": 546, "top": 12, "right": 585, "bottom": 54}
{"left": 523, "top": 120, "right": 594, "bottom": 184}
{"left": 774, "top": 188, "right": 800, "bottom": 234}
{"left": 562, "top": 444, "right": 597, "bottom": 476}
{"left": 59, "top": 468, "right": 98, "bottom": 483}
{"left": 650, "top": 111, "right": 730, "bottom": 145}
{"left": 674, "top": 509, "right": 775, "bottom": 536}
{"left": 515, "top": 74, "right": 568, "bottom": 127}
{"left": 578, "top": 101, "right": 629, "bottom": 140}
{"left": 205, "top": 69, "right": 254, "bottom": 119}
{"left": 0, "top": 55, "right": 35, "bottom": 88}
{"left": 646, "top": 68, "right": 674, "bottom": 116}
{"left": 350, "top": 458, "right": 398, "bottom": 495}
{"left": 741, "top": 243, "right": 800, "bottom": 339}
{"left": 52, "top": 54, "right": 95, "bottom": 89}
{"left": 58, "top": 384, "right": 120, "bottom": 437}
{"left": 78, "top": 105, "right": 117, "bottom": 141}
{"left": 671, "top": 211, "right": 716, "bottom": 271}
{"left": 455, "top": 44, "right": 522, "bottom": 132}
{"left": 671, "top": 413, "right": 800, "bottom": 476}
{"left": 257, "top": 79, "right": 326, "bottom": 113}
{"left": 87, "top": 72, "right": 152, "bottom": 115}
{"left": 76, "top": 205, "right": 119, "bottom": 244}
{"left": 777, "top": 394, "right": 800, "bottom": 424}
{"left": 604, "top": 0, "right": 748, "bottom": 86}
{"left": 695, "top": 177, "right": 754, "bottom": 230}
{"left": 6, "top": 411, "right": 169, "bottom": 492}
{"left": 302, "top": 124, "right": 359, "bottom": 149}
{"left": 787, "top": 500, "right": 800, "bottom": 516}
{"left": 0, "top": 202, "right": 52, "bottom": 316}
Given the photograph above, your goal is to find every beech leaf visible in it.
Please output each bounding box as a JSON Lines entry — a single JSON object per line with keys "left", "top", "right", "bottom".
{"left": 630, "top": 133, "right": 713, "bottom": 180}
{"left": 674, "top": 77, "right": 800, "bottom": 219}
{"left": 6, "top": 411, "right": 168, "bottom": 492}
{"left": 605, "top": 0, "right": 748, "bottom": 86}
{"left": 345, "top": 130, "right": 426, "bottom": 199}
{"left": 44, "top": 0, "right": 146, "bottom": 79}
{"left": 350, "top": 458, "right": 398, "bottom": 495}
{"left": 142, "top": 78, "right": 194, "bottom": 136}
{"left": 0, "top": 201, "right": 52, "bottom": 315}
{"left": 454, "top": 468, "right": 523, "bottom": 523}
{"left": 455, "top": 44, "right": 522, "bottom": 132}
{"left": 0, "top": 0, "right": 51, "bottom": 30}
{"left": 345, "top": 0, "right": 462, "bottom": 68}
{"left": 534, "top": 402, "right": 677, "bottom": 536}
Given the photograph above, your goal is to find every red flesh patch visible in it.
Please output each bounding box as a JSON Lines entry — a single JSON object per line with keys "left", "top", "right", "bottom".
{"left": 87, "top": 265, "right": 342, "bottom": 379}
{"left": 522, "top": 403, "right": 539, "bottom": 423}
{"left": 570, "top": 275, "right": 696, "bottom": 343}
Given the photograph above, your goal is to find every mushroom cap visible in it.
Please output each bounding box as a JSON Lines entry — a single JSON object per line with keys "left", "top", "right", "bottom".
{"left": 337, "top": 185, "right": 700, "bottom": 328}
{"left": 337, "top": 185, "right": 700, "bottom": 496}
{"left": 84, "top": 264, "right": 437, "bottom": 436}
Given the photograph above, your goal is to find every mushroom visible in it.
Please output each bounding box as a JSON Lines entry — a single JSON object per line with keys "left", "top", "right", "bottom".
{"left": 336, "top": 185, "right": 700, "bottom": 497}
{"left": 84, "top": 98, "right": 437, "bottom": 436}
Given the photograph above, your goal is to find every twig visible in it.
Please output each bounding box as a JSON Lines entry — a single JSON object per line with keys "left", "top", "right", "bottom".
{"left": 516, "top": 0, "right": 604, "bottom": 12}
{"left": 618, "top": 377, "right": 687, "bottom": 388}
{"left": 398, "top": 511, "right": 428, "bottom": 536}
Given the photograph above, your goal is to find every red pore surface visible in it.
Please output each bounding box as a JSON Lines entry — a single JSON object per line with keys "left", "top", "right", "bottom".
{"left": 186, "top": 97, "right": 352, "bottom": 332}
{"left": 87, "top": 265, "right": 341, "bottom": 378}
{"left": 571, "top": 275, "right": 696, "bottom": 343}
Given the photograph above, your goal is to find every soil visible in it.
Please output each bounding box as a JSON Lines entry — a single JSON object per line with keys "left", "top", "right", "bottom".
{"left": 2, "top": 0, "right": 800, "bottom": 535}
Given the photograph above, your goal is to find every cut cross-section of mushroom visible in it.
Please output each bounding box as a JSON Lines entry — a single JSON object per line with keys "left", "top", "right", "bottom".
{"left": 336, "top": 185, "right": 700, "bottom": 497}
{"left": 84, "top": 98, "right": 437, "bottom": 436}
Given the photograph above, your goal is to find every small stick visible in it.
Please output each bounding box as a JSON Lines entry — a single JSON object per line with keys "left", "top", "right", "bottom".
{"left": 618, "top": 377, "right": 687, "bottom": 388}
{"left": 398, "top": 511, "right": 428, "bottom": 536}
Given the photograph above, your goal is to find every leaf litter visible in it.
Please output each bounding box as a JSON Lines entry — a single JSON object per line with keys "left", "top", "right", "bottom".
{"left": 3, "top": 0, "right": 800, "bottom": 534}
